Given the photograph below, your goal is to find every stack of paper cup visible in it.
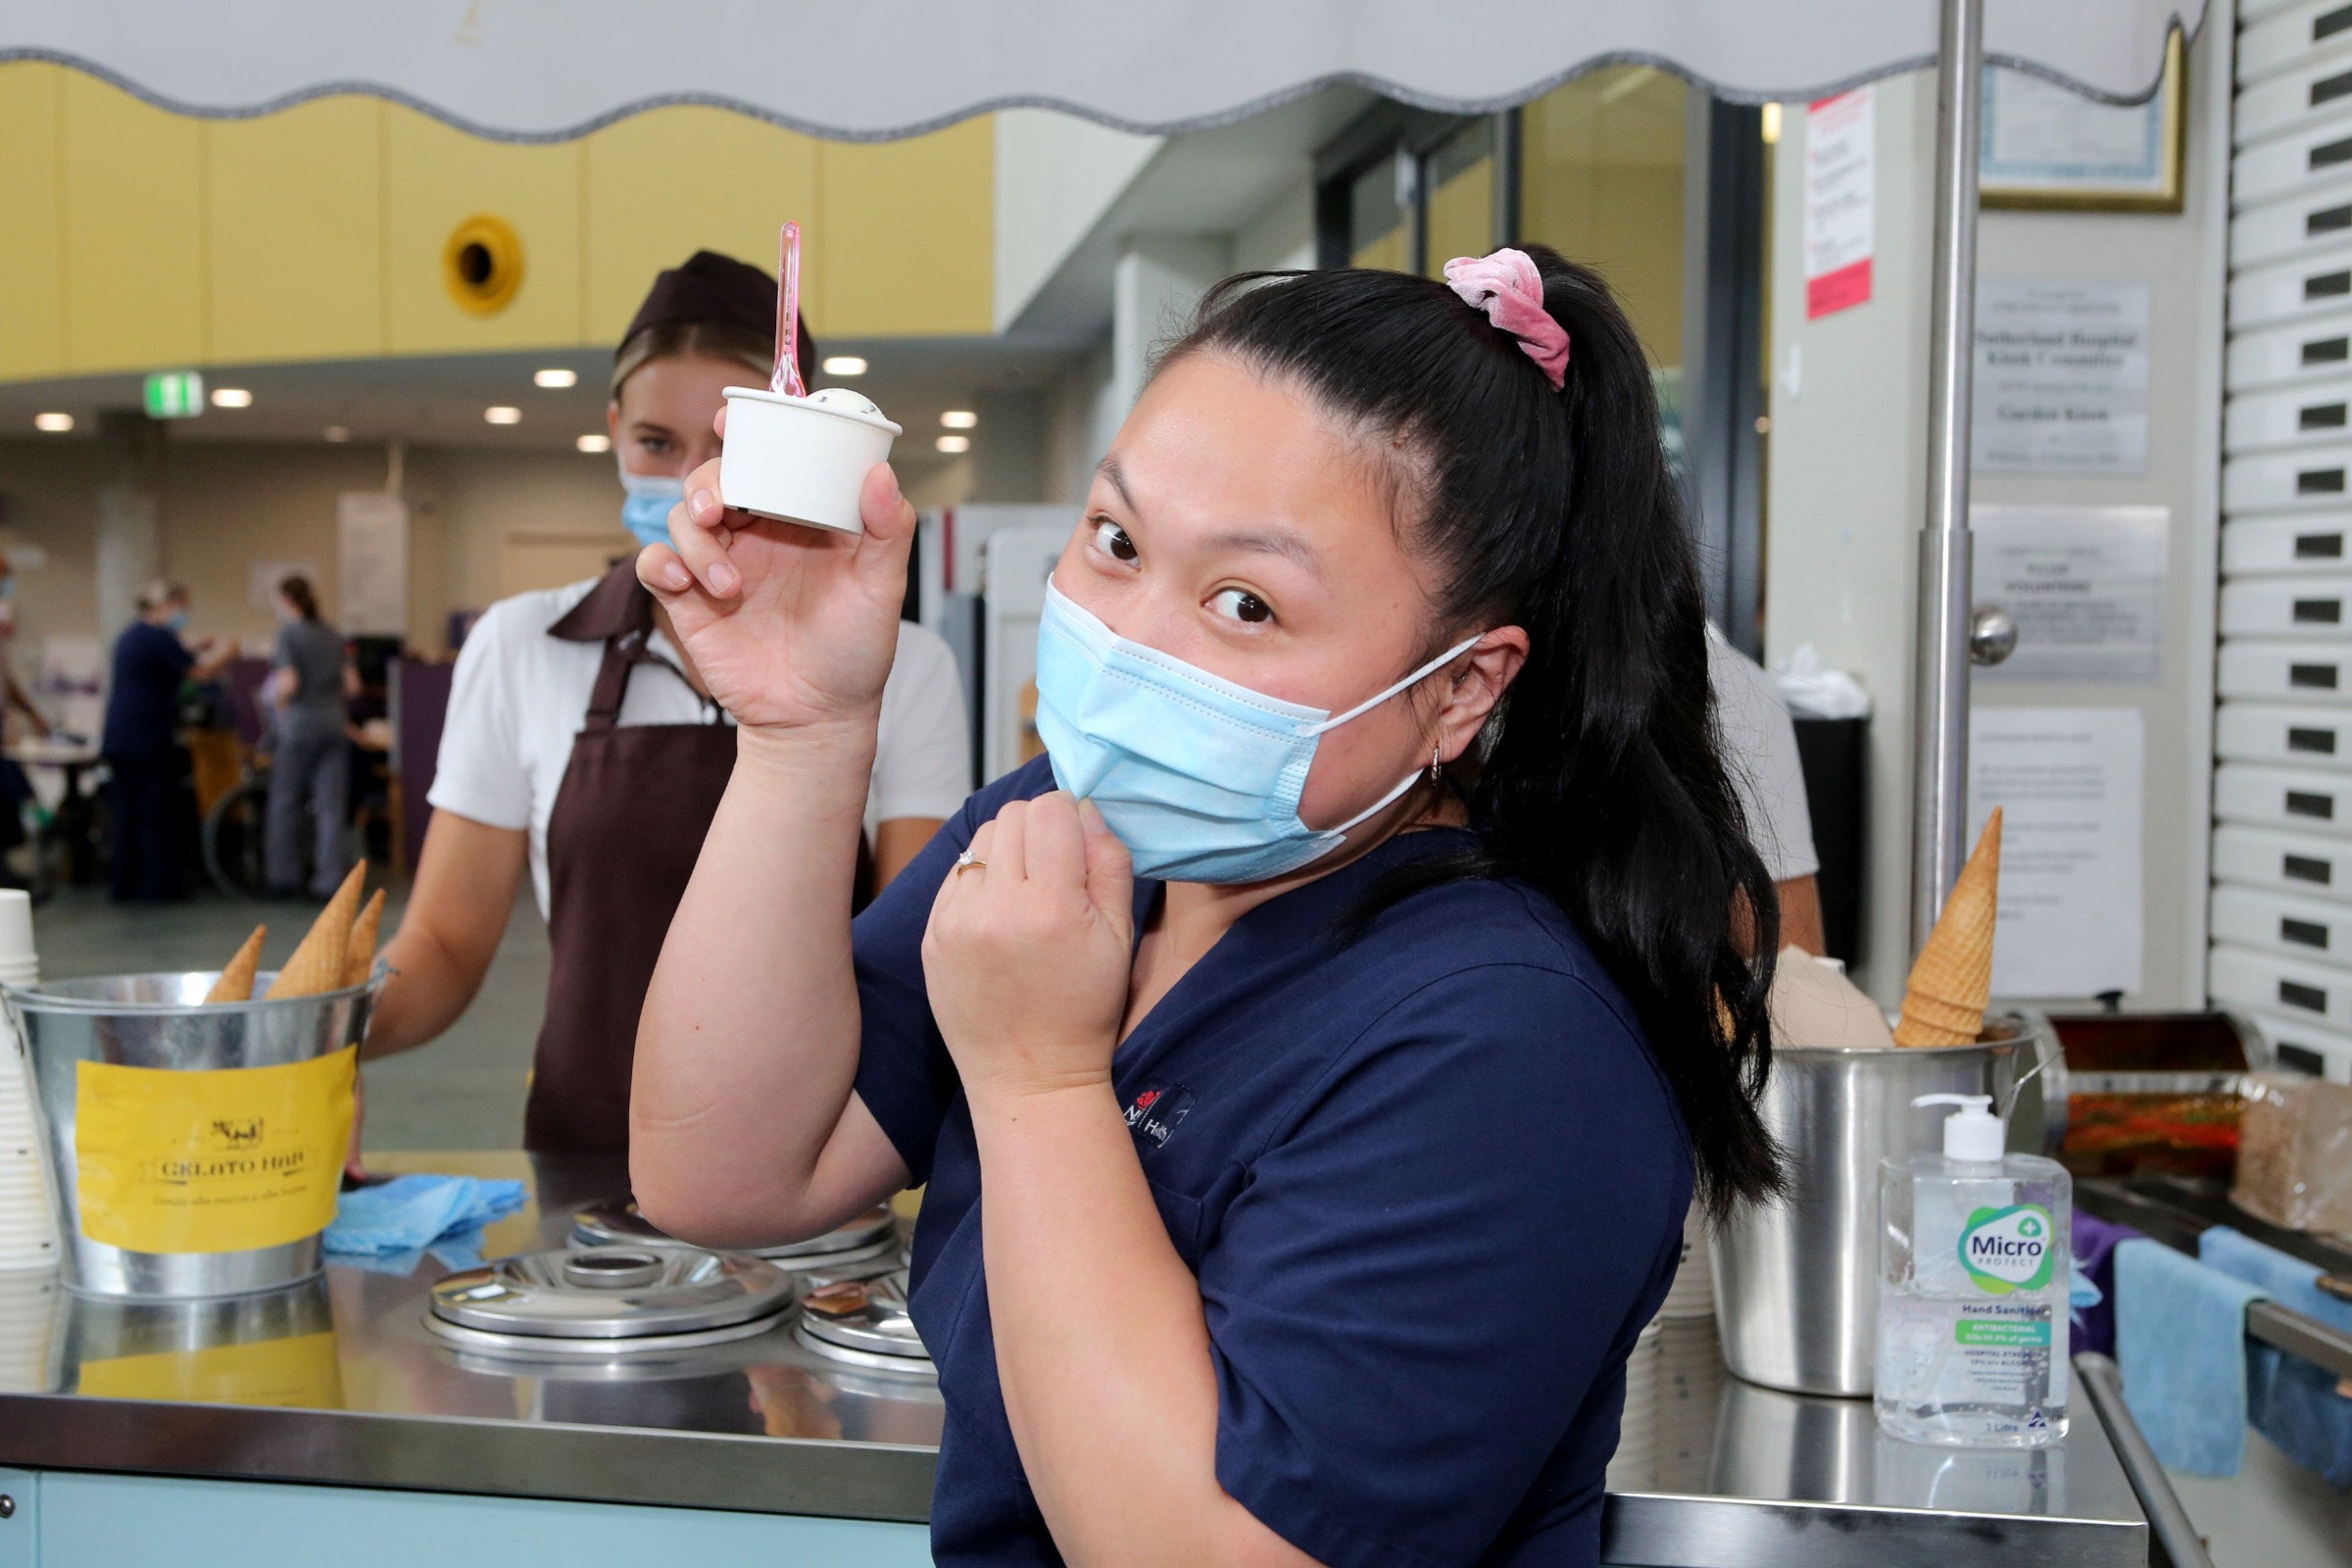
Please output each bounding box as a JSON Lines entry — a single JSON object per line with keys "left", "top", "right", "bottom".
{"left": 0, "top": 1267, "right": 58, "bottom": 1391}
{"left": 1657, "top": 1199, "right": 1715, "bottom": 1320}
{"left": 1652, "top": 1315, "right": 1728, "bottom": 1483}
{"left": 0, "top": 889, "right": 57, "bottom": 1273}
{"left": 1606, "top": 1318, "right": 1663, "bottom": 1493}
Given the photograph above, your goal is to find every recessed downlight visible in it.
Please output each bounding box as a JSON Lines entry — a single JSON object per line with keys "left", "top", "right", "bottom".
{"left": 821, "top": 356, "right": 868, "bottom": 376}
{"left": 576, "top": 433, "right": 612, "bottom": 453}
{"left": 210, "top": 387, "right": 253, "bottom": 409}
{"left": 535, "top": 368, "right": 578, "bottom": 389}
{"left": 936, "top": 434, "right": 971, "bottom": 455}
{"left": 940, "top": 410, "right": 978, "bottom": 429}
{"left": 484, "top": 406, "right": 522, "bottom": 425}
{"left": 32, "top": 413, "right": 73, "bottom": 433}
{"left": 323, "top": 425, "right": 352, "bottom": 443}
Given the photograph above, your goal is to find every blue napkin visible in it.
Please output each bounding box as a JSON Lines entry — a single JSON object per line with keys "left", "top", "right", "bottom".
{"left": 2115, "top": 1237, "right": 2267, "bottom": 1476}
{"left": 2200, "top": 1227, "right": 2352, "bottom": 1493}
{"left": 324, "top": 1173, "right": 525, "bottom": 1258}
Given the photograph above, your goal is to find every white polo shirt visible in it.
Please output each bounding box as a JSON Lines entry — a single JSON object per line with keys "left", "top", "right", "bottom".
{"left": 1707, "top": 624, "right": 1820, "bottom": 883}
{"left": 428, "top": 575, "right": 972, "bottom": 918}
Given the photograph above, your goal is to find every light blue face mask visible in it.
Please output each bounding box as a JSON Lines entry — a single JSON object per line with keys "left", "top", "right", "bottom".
{"left": 165, "top": 609, "right": 190, "bottom": 633}
{"left": 1033, "top": 578, "right": 1481, "bottom": 885}
{"left": 617, "top": 455, "right": 687, "bottom": 550}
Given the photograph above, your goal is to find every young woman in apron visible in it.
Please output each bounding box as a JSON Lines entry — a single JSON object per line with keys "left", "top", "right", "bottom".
{"left": 362, "top": 252, "right": 970, "bottom": 1154}
{"left": 631, "top": 249, "right": 1783, "bottom": 1566}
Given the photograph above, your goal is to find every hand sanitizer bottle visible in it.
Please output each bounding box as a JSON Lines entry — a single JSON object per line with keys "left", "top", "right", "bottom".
{"left": 1876, "top": 1092, "right": 2071, "bottom": 1446}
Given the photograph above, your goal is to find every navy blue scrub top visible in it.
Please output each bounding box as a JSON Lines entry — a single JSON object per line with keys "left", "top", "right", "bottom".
{"left": 101, "top": 621, "right": 194, "bottom": 759}
{"left": 854, "top": 757, "right": 1691, "bottom": 1568}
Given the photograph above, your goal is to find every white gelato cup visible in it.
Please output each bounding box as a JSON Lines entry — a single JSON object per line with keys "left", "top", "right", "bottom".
{"left": 718, "top": 386, "right": 903, "bottom": 535}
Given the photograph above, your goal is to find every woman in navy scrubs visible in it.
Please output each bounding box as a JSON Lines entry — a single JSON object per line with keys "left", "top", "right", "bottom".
{"left": 631, "top": 248, "right": 1783, "bottom": 1566}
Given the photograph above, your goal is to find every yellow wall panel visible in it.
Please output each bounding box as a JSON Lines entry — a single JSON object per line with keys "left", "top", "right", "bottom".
{"left": 0, "top": 65, "right": 67, "bottom": 380}
{"left": 816, "top": 118, "right": 992, "bottom": 338}
{"left": 581, "top": 107, "right": 818, "bottom": 349}
{"left": 208, "top": 98, "right": 386, "bottom": 365}
{"left": 383, "top": 105, "right": 583, "bottom": 355}
{"left": 61, "top": 72, "right": 205, "bottom": 373}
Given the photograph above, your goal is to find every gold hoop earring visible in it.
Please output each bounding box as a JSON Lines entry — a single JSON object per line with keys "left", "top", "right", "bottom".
{"left": 1428, "top": 740, "right": 1445, "bottom": 785}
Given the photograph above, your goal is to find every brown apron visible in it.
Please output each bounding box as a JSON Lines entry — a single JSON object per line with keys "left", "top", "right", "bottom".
{"left": 527, "top": 563, "right": 874, "bottom": 1153}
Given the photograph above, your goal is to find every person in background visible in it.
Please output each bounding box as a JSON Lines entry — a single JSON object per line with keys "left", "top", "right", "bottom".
{"left": 0, "top": 553, "right": 52, "bottom": 743}
{"left": 264, "top": 574, "right": 358, "bottom": 900}
{"left": 1708, "top": 627, "right": 1825, "bottom": 954}
{"left": 102, "top": 581, "right": 236, "bottom": 902}
{"left": 361, "top": 251, "right": 971, "bottom": 1156}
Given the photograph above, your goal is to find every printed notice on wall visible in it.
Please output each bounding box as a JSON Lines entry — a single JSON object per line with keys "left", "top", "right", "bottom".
{"left": 1804, "top": 88, "right": 1875, "bottom": 318}
{"left": 1973, "top": 276, "right": 2150, "bottom": 475}
{"left": 1968, "top": 707, "right": 2143, "bottom": 999}
{"left": 336, "top": 492, "right": 408, "bottom": 638}
{"left": 1970, "top": 505, "right": 2168, "bottom": 683}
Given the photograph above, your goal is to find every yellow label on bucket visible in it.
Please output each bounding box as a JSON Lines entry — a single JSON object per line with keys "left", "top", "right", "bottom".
{"left": 74, "top": 1047, "right": 356, "bottom": 1253}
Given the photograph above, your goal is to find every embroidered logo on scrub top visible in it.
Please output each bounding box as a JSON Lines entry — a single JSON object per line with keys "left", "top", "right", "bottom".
{"left": 1123, "top": 1084, "right": 1197, "bottom": 1149}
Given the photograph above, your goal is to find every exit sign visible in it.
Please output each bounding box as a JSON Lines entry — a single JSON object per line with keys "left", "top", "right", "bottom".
{"left": 143, "top": 371, "right": 205, "bottom": 418}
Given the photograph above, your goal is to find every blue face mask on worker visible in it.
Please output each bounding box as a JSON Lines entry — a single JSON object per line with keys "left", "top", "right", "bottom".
{"left": 165, "top": 609, "right": 190, "bottom": 633}
{"left": 617, "top": 456, "right": 687, "bottom": 551}
{"left": 1032, "top": 578, "right": 1480, "bottom": 884}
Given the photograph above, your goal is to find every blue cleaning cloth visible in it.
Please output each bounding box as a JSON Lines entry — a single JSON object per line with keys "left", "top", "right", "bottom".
{"left": 324, "top": 1173, "right": 525, "bottom": 1258}
{"left": 2070, "top": 1260, "right": 2102, "bottom": 1313}
{"left": 2115, "top": 1237, "right": 2268, "bottom": 1477}
{"left": 2200, "top": 1227, "right": 2352, "bottom": 1493}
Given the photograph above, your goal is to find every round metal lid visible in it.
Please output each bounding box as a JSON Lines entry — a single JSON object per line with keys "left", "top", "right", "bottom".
{"left": 793, "top": 1269, "right": 932, "bottom": 1372}
{"left": 569, "top": 1197, "right": 899, "bottom": 1263}
{"left": 427, "top": 1247, "right": 795, "bottom": 1341}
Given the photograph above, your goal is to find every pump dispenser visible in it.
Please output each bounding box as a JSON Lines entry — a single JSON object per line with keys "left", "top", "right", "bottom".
{"left": 1876, "top": 1091, "right": 2072, "bottom": 1446}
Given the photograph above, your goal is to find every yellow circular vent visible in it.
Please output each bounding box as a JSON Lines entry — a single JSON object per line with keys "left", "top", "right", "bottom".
{"left": 443, "top": 216, "right": 524, "bottom": 316}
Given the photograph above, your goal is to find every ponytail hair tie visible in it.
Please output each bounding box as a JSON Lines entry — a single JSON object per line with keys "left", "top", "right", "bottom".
{"left": 1442, "top": 248, "right": 1569, "bottom": 390}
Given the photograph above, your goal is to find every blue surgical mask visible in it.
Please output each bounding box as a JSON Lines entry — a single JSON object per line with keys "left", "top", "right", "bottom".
{"left": 1033, "top": 578, "right": 1481, "bottom": 884}
{"left": 617, "top": 456, "right": 686, "bottom": 550}
{"left": 166, "top": 609, "right": 190, "bottom": 633}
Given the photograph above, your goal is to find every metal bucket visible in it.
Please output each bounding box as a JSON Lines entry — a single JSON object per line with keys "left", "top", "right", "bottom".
{"left": 1708, "top": 1010, "right": 2052, "bottom": 1397}
{"left": 6, "top": 973, "right": 368, "bottom": 1299}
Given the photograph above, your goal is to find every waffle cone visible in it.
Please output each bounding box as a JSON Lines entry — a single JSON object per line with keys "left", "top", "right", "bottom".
{"left": 343, "top": 889, "right": 385, "bottom": 989}
{"left": 1894, "top": 809, "right": 2001, "bottom": 1048}
{"left": 204, "top": 925, "right": 267, "bottom": 1004}
{"left": 266, "top": 863, "right": 366, "bottom": 999}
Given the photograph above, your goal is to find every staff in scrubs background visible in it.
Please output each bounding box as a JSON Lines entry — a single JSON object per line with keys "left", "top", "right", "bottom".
{"left": 264, "top": 573, "right": 358, "bottom": 901}
{"left": 362, "top": 251, "right": 970, "bottom": 1155}
{"left": 631, "top": 247, "right": 1782, "bottom": 1566}
{"left": 102, "top": 581, "right": 237, "bottom": 904}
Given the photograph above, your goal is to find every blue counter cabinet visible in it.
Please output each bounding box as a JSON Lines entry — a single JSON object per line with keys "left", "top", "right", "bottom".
{"left": 0, "top": 1467, "right": 933, "bottom": 1567}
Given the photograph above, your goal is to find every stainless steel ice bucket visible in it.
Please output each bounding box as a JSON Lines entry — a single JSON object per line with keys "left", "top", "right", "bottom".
{"left": 1708, "top": 1010, "right": 2052, "bottom": 1397}
{"left": 6, "top": 973, "right": 368, "bottom": 1299}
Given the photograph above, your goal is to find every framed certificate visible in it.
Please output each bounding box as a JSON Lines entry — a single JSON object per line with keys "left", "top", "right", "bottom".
{"left": 1980, "top": 30, "right": 2185, "bottom": 213}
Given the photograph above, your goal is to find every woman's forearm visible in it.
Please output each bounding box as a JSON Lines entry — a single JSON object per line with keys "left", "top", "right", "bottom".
{"left": 631, "top": 719, "right": 881, "bottom": 1245}
{"left": 972, "top": 1084, "right": 1313, "bottom": 1568}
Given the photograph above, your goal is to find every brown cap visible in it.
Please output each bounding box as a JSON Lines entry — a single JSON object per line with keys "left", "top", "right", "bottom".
{"left": 620, "top": 250, "right": 815, "bottom": 385}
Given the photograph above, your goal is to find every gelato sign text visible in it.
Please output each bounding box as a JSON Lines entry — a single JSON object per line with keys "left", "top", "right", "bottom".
{"left": 1972, "top": 277, "right": 2151, "bottom": 477}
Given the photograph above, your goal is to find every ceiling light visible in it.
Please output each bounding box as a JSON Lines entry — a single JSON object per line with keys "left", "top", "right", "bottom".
{"left": 940, "top": 410, "right": 978, "bottom": 429}
{"left": 210, "top": 387, "right": 253, "bottom": 409}
{"left": 936, "top": 434, "right": 970, "bottom": 455}
{"left": 484, "top": 406, "right": 522, "bottom": 425}
{"left": 1760, "top": 103, "right": 1783, "bottom": 145}
{"left": 323, "top": 425, "right": 351, "bottom": 443}
{"left": 32, "top": 413, "right": 73, "bottom": 433}
{"left": 534, "top": 368, "right": 578, "bottom": 389}
{"left": 576, "top": 433, "right": 612, "bottom": 454}
{"left": 821, "top": 356, "right": 868, "bottom": 376}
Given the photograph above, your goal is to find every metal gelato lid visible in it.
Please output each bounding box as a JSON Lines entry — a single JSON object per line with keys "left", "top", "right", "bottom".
{"left": 570, "top": 1196, "right": 900, "bottom": 1267}
{"left": 425, "top": 1247, "right": 795, "bottom": 1356}
{"left": 793, "top": 1269, "right": 933, "bottom": 1375}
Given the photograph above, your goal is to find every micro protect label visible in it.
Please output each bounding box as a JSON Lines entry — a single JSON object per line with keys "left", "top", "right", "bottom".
{"left": 1956, "top": 1203, "right": 2057, "bottom": 1295}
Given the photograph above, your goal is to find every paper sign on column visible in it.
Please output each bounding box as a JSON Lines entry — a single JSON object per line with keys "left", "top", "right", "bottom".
{"left": 1970, "top": 505, "right": 2167, "bottom": 683}
{"left": 1804, "top": 88, "right": 1875, "bottom": 319}
{"left": 336, "top": 492, "right": 408, "bottom": 638}
{"left": 1972, "top": 277, "right": 2150, "bottom": 476}
{"left": 1968, "top": 707, "right": 2143, "bottom": 999}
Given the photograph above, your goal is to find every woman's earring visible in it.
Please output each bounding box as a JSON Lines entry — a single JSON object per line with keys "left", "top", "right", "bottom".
{"left": 1428, "top": 740, "right": 1445, "bottom": 785}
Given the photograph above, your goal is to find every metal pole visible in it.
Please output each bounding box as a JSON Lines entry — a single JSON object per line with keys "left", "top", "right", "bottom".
{"left": 1910, "top": 0, "right": 1984, "bottom": 955}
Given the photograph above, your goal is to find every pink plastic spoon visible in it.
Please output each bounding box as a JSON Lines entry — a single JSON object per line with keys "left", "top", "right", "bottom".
{"left": 772, "top": 221, "right": 807, "bottom": 399}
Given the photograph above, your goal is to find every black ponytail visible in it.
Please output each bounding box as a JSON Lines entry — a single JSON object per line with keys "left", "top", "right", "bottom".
{"left": 1167, "top": 250, "right": 1783, "bottom": 1217}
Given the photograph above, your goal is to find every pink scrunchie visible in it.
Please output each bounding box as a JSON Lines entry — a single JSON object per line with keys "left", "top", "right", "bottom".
{"left": 1442, "top": 249, "right": 1569, "bottom": 389}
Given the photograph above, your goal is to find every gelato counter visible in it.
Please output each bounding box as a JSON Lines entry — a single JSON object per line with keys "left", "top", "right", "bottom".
{"left": 0, "top": 1153, "right": 2157, "bottom": 1567}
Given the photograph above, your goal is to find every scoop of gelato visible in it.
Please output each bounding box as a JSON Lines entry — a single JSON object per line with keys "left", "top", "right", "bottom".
{"left": 808, "top": 387, "right": 882, "bottom": 417}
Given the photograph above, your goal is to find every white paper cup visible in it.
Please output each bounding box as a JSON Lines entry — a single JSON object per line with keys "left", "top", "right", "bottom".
{"left": 718, "top": 386, "right": 902, "bottom": 535}
{"left": 0, "top": 892, "right": 32, "bottom": 970}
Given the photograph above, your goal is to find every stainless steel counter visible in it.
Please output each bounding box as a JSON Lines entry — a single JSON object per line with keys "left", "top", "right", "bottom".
{"left": 0, "top": 1153, "right": 2153, "bottom": 1565}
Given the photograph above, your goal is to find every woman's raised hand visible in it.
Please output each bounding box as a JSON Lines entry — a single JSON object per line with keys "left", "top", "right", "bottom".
{"left": 637, "top": 407, "right": 913, "bottom": 732}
